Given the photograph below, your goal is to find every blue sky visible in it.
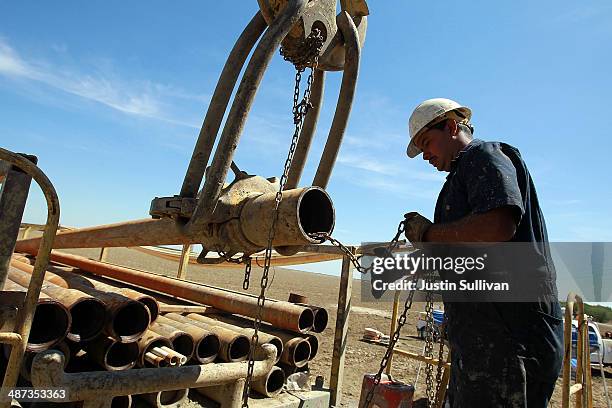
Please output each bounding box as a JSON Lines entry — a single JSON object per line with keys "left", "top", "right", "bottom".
{"left": 1, "top": 1, "right": 611, "bottom": 279}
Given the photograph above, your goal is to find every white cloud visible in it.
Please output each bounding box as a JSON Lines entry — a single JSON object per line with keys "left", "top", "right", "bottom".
{"left": 0, "top": 38, "right": 205, "bottom": 128}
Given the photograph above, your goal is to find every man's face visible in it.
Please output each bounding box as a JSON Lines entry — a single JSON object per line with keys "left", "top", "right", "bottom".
{"left": 414, "top": 123, "right": 456, "bottom": 172}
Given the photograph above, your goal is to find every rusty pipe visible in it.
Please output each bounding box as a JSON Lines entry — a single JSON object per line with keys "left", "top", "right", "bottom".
{"left": 0, "top": 147, "right": 60, "bottom": 398}
{"left": 29, "top": 251, "right": 315, "bottom": 332}
{"left": 211, "top": 314, "right": 315, "bottom": 365}
{"left": 84, "top": 336, "right": 139, "bottom": 371}
{"left": 11, "top": 257, "right": 159, "bottom": 323}
{"left": 186, "top": 314, "right": 283, "bottom": 363}
{"left": 251, "top": 365, "right": 285, "bottom": 397}
{"left": 312, "top": 11, "right": 361, "bottom": 188}
{"left": 140, "top": 389, "right": 188, "bottom": 408}
{"left": 8, "top": 267, "right": 106, "bottom": 342}
{"left": 3, "top": 279, "right": 70, "bottom": 352}
{"left": 180, "top": 12, "right": 267, "bottom": 199}
{"left": 240, "top": 186, "right": 334, "bottom": 247}
{"left": 189, "top": 0, "right": 309, "bottom": 229}
{"left": 155, "top": 315, "right": 219, "bottom": 364}
{"left": 11, "top": 258, "right": 150, "bottom": 342}
{"left": 148, "top": 322, "right": 194, "bottom": 363}
{"left": 15, "top": 186, "right": 334, "bottom": 253}
{"left": 285, "top": 69, "right": 326, "bottom": 190}
{"left": 30, "top": 345, "right": 277, "bottom": 402}
{"left": 136, "top": 330, "right": 173, "bottom": 368}
{"left": 163, "top": 313, "right": 249, "bottom": 362}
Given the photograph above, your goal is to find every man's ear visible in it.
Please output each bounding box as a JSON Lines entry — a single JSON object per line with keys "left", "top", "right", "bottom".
{"left": 447, "top": 119, "right": 459, "bottom": 136}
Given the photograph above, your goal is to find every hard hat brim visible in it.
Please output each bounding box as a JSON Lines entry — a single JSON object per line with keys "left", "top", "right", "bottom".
{"left": 406, "top": 139, "right": 421, "bottom": 158}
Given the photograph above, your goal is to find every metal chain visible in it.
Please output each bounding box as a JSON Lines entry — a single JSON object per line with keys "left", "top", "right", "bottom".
{"left": 309, "top": 219, "right": 406, "bottom": 274}
{"left": 242, "top": 257, "right": 252, "bottom": 290}
{"left": 241, "top": 30, "right": 323, "bottom": 408}
{"left": 424, "top": 285, "right": 436, "bottom": 406}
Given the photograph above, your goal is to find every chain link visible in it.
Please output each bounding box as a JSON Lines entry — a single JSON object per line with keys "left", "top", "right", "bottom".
{"left": 241, "top": 29, "right": 324, "bottom": 408}
{"left": 242, "top": 257, "right": 252, "bottom": 290}
{"left": 424, "top": 285, "right": 436, "bottom": 406}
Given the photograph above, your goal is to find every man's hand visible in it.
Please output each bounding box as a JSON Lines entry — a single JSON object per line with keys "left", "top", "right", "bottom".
{"left": 404, "top": 212, "right": 432, "bottom": 247}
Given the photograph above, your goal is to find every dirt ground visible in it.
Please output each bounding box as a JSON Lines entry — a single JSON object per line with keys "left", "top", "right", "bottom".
{"left": 63, "top": 247, "right": 611, "bottom": 407}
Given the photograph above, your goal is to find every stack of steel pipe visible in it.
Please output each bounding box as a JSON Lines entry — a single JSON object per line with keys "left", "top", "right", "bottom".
{"left": 9, "top": 251, "right": 330, "bottom": 400}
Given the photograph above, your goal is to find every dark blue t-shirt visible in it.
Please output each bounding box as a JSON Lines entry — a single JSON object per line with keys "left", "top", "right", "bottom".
{"left": 433, "top": 139, "right": 563, "bottom": 381}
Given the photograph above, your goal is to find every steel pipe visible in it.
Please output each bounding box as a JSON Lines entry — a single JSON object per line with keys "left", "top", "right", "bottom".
{"left": 183, "top": 314, "right": 283, "bottom": 364}
{"left": 3, "top": 279, "right": 70, "bottom": 352}
{"left": 0, "top": 147, "right": 60, "bottom": 397}
{"left": 189, "top": 0, "right": 309, "bottom": 229}
{"left": 111, "top": 395, "right": 132, "bottom": 408}
{"left": 196, "top": 379, "right": 245, "bottom": 408}
{"left": 10, "top": 258, "right": 150, "bottom": 343}
{"left": 140, "top": 389, "right": 188, "bottom": 408}
{"left": 30, "top": 345, "right": 277, "bottom": 403}
{"left": 148, "top": 322, "right": 194, "bottom": 363}
{"left": 15, "top": 186, "right": 334, "bottom": 254}
{"left": 285, "top": 69, "right": 326, "bottom": 190}
{"left": 11, "top": 257, "right": 159, "bottom": 323}
{"left": 180, "top": 12, "right": 267, "bottom": 199}
{"left": 136, "top": 330, "right": 173, "bottom": 368}
{"left": 155, "top": 315, "right": 219, "bottom": 364}
{"left": 251, "top": 365, "right": 285, "bottom": 397}
{"left": 85, "top": 336, "right": 139, "bottom": 371}
{"left": 211, "top": 314, "right": 316, "bottom": 365}
{"left": 164, "top": 313, "right": 249, "bottom": 362}
{"left": 29, "top": 251, "right": 315, "bottom": 332}
{"left": 313, "top": 11, "right": 361, "bottom": 188}
{"left": 8, "top": 267, "right": 106, "bottom": 342}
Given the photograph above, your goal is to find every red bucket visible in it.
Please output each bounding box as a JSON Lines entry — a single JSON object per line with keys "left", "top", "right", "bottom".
{"left": 358, "top": 374, "right": 414, "bottom": 408}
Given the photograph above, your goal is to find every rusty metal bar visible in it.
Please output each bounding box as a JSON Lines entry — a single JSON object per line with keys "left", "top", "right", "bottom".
{"left": 28, "top": 251, "right": 315, "bottom": 332}
{"left": 285, "top": 69, "right": 326, "bottom": 190}
{"left": 0, "top": 146, "right": 59, "bottom": 406}
{"left": 188, "top": 0, "right": 309, "bottom": 229}
{"left": 313, "top": 12, "right": 361, "bottom": 188}
{"left": 180, "top": 12, "right": 267, "bottom": 199}
{"left": 0, "top": 154, "right": 36, "bottom": 290}
{"left": 8, "top": 266, "right": 106, "bottom": 342}
{"left": 330, "top": 248, "right": 354, "bottom": 407}
{"left": 30, "top": 345, "right": 277, "bottom": 403}
{"left": 386, "top": 290, "right": 401, "bottom": 376}
{"left": 176, "top": 244, "right": 191, "bottom": 279}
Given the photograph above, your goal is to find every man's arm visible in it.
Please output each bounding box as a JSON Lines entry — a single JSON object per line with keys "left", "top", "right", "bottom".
{"left": 424, "top": 206, "right": 518, "bottom": 243}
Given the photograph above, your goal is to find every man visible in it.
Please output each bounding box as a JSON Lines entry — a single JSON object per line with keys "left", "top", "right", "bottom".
{"left": 403, "top": 98, "right": 564, "bottom": 407}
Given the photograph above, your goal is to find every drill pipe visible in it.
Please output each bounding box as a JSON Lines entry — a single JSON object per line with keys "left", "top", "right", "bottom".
{"left": 14, "top": 187, "right": 334, "bottom": 252}
{"left": 84, "top": 336, "right": 139, "bottom": 371}
{"left": 209, "top": 314, "right": 315, "bottom": 365}
{"left": 136, "top": 329, "right": 173, "bottom": 368}
{"left": 252, "top": 365, "right": 285, "bottom": 398}
{"left": 11, "top": 256, "right": 159, "bottom": 323}
{"left": 28, "top": 251, "right": 315, "bottom": 332}
{"left": 182, "top": 313, "right": 283, "bottom": 363}
{"left": 3, "top": 279, "right": 70, "bottom": 352}
{"left": 140, "top": 389, "right": 188, "bottom": 408}
{"left": 148, "top": 322, "right": 194, "bottom": 363}
{"left": 11, "top": 257, "right": 151, "bottom": 342}
{"left": 155, "top": 315, "right": 219, "bottom": 364}
{"left": 163, "top": 313, "right": 250, "bottom": 362}
{"left": 8, "top": 267, "right": 106, "bottom": 342}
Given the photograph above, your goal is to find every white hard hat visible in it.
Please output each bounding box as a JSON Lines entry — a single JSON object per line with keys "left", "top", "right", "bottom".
{"left": 407, "top": 98, "right": 472, "bottom": 158}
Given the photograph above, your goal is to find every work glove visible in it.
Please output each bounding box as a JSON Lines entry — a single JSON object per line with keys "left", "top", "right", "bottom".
{"left": 404, "top": 212, "right": 432, "bottom": 248}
